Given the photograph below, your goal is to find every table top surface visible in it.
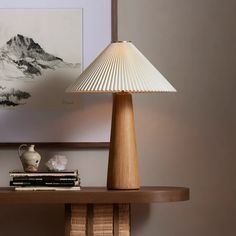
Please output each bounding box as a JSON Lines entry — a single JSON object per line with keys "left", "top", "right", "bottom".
{"left": 0, "top": 186, "right": 189, "bottom": 204}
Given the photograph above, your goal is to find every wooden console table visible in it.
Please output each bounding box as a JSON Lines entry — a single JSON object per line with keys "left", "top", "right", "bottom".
{"left": 0, "top": 186, "right": 189, "bottom": 236}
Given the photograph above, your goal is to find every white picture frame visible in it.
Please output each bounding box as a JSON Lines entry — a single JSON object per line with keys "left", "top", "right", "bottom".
{"left": 0, "top": 0, "right": 113, "bottom": 147}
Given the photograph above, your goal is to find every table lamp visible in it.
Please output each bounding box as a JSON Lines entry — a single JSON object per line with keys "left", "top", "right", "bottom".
{"left": 67, "top": 41, "right": 176, "bottom": 190}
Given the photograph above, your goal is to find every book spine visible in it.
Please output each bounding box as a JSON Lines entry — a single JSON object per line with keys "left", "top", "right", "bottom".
{"left": 9, "top": 170, "right": 79, "bottom": 178}
{"left": 12, "top": 177, "right": 78, "bottom": 182}
{"left": 10, "top": 181, "right": 79, "bottom": 187}
{"left": 14, "top": 186, "right": 81, "bottom": 191}
{"left": 10, "top": 174, "right": 78, "bottom": 178}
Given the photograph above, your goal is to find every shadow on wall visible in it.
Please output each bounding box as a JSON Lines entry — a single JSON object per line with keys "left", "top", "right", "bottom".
{"left": 131, "top": 204, "right": 150, "bottom": 233}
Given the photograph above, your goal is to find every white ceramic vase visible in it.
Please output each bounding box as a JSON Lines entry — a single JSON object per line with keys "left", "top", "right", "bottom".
{"left": 18, "top": 144, "right": 41, "bottom": 172}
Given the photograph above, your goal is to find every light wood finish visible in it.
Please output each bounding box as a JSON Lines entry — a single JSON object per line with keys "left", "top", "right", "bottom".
{"left": 107, "top": 93, "right": 140, "bottom": 190}
{"left": 114, "top": 204, "right": 130, "bottom": 236}
{"left": 70, "top": 204, "right": 87, "bottom": 236}
{"left": 65, "top": 204, "right": 130, "bottom": 236}
{"left": 93, "top": 204, "right": 113, "bottom": 235}
{"left": 0, "top": 187, "right": 189, "bottom": 204}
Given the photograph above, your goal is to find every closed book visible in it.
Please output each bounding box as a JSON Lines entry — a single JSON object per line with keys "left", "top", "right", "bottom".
{"left": 10, "top": 170, "right": 79, "bottom": 178}
{"left": 12, "top": 176, "right": 78, "bottom": 182}
{"left": 10, "top": 180, "right": 80, "bottom": 187}
{"left": 14, "top": 186, "right": 81, "bottom": 191}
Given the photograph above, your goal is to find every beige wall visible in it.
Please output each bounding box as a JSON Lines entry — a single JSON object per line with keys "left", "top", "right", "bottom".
{"left": 118, "top": 0, "right": 236, "bottom": 235}
{"left": 0, "top": 0, "right": 236, "bottom": 235}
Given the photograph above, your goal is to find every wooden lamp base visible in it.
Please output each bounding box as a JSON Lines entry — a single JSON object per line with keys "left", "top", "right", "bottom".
{"left": 107, "top": 92, "right": 140, "bottom": 190}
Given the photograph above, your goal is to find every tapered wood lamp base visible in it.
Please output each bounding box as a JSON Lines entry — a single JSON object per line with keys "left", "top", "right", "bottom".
{"left": 107, "top": 93, "right": 140, "bottom": 190}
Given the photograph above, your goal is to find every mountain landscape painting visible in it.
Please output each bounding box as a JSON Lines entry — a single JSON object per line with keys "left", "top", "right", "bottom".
{"left": 0, "top": 9, "right": 82, "bottom": 109}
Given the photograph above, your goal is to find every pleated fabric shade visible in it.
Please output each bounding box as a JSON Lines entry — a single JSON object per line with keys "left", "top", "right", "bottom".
{"left": 67, "top": 41, "right": 176, "bottom": 93}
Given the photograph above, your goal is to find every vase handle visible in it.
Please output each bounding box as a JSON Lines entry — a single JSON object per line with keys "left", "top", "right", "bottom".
{"left": 18, "top": 144, "right": 27, "bottom": 158}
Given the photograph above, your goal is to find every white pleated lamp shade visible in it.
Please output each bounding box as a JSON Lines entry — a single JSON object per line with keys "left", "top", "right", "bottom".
{"left": 67, "top": 41, "right": 176, "bottom": 93}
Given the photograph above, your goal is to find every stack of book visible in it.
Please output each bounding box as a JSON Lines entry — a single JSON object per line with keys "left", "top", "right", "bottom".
{"left": 9, "top": 170, "right": 80, "bottom": 191}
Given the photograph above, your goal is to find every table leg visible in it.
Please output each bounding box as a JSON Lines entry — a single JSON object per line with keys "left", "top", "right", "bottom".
{"left": 65, "top": 204, "right": 130, "bottom": 236}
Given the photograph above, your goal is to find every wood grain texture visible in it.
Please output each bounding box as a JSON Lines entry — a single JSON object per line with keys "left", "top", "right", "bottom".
{"left": 0, "top": 187, "right": 189, "bottom": 204}
{"left": 67, "top": 204, "right": 130, "bottom": 236}
{"left": 114, "top": 204, "right": 130, "bottom": 236}
{"left": 107, "top": 93, "right": 140, "bottom": 190}
{"left": 93, "top": 204, "right": 113, "bottom": 235}
{"left": 70, "top": 204, "right": 87, "bottom": 236}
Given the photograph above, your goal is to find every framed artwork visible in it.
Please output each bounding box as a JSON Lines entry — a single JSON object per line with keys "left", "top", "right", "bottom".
{"left": 0, "top": 9, "right": 82, "bottom": 109}
{"left": 0, "top": 0, "right": 117, "bottom": 148}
